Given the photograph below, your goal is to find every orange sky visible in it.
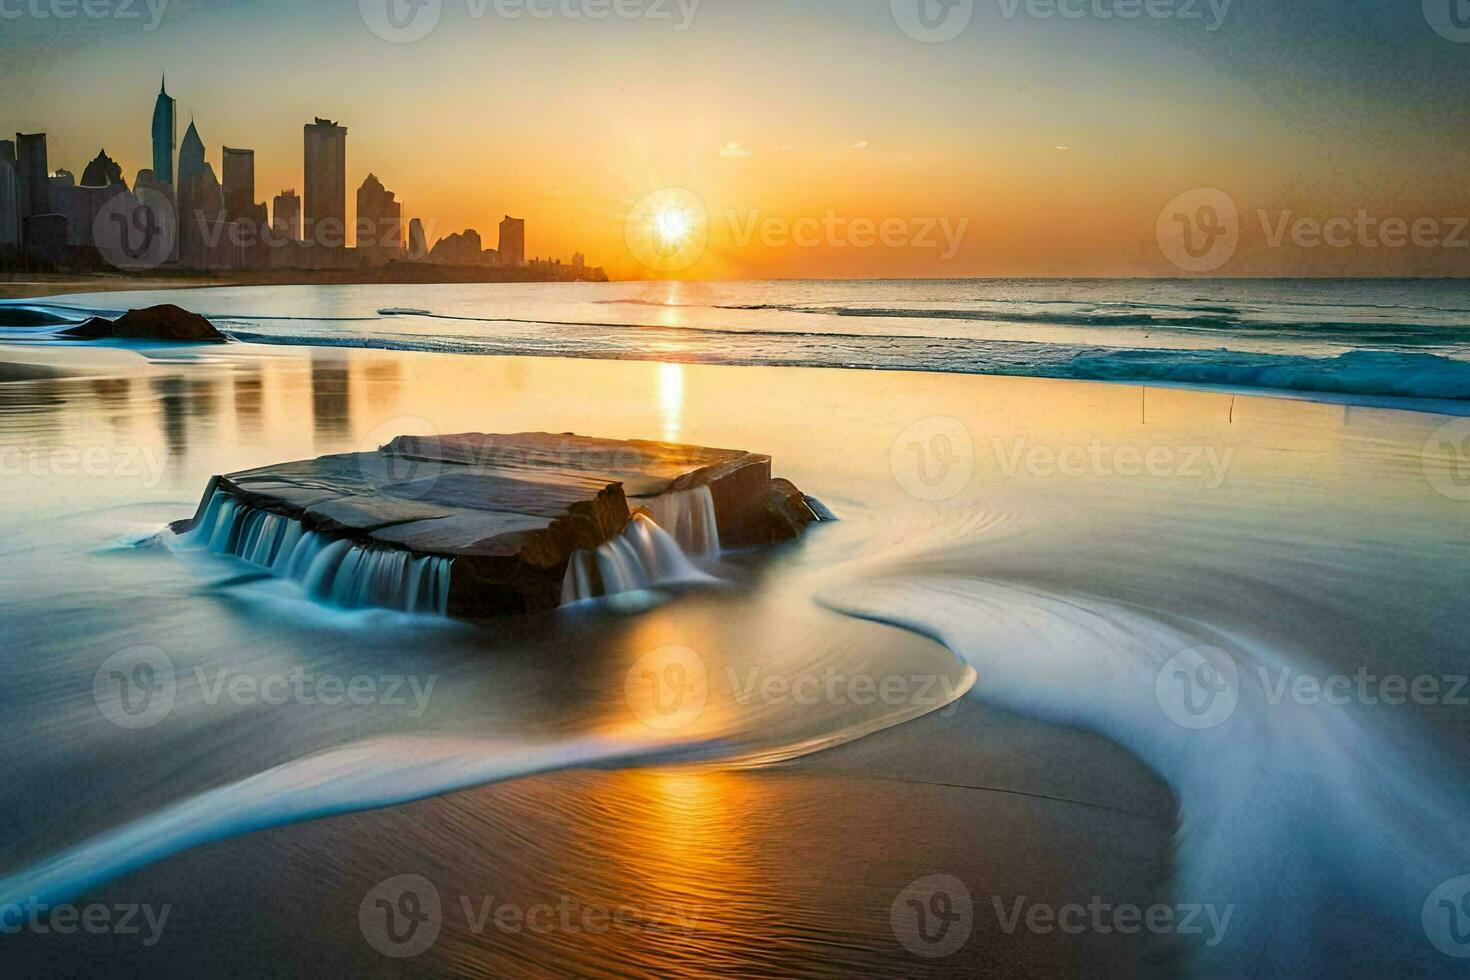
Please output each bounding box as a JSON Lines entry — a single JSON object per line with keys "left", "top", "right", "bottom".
{"left": 3, "top": 1, "right": 1468, "bottom": 278}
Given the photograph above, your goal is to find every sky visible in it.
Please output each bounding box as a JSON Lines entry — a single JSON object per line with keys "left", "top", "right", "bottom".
{"left": 2, "top": 0, "right": 1468, "bottom": 278}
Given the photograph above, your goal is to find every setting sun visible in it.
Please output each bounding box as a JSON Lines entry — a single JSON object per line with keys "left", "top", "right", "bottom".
{"left": 655, "top": 207, "right": 692, "bottom": 249}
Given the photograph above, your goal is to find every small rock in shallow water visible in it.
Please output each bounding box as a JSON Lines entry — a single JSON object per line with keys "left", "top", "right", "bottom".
{"left": 64, "top": 304, "right": 227, "bottom": 343}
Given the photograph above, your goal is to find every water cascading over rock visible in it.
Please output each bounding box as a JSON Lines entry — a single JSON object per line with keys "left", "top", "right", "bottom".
{"left": 174, "top": 433, "right": 824, "bottom": 618}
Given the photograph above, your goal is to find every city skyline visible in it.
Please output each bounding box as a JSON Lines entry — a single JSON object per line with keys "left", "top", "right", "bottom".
{"left": 1, "top": 72, "right": 599, "bottom": 276}
{"left": 2, "top": 1, "right": 1468, "bottom": 279}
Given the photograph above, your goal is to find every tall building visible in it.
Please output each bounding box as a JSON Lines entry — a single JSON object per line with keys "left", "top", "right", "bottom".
{"left": 151, "top": 74, "right": 176, "bottom": 187}
{"left": 221, "top": 147, "right": 255, "bottom": 219}
{"left": 273, "top": 190, "right": 301, "bottom": 241}
{"left": 0, "top": 155, "right": 16, "bottom": 247}
{"left": 80, "top": 151, "right": 125, "bottom": 189}
{"left": 407, "top": 217, "right": 427, "bottom": 260}
{"left": 303, "top": 117, "right": 347, "bottom": 248}
{"left": 48, "top": 170, "right": 76, "bottom": 239}
{"left": 178, "top": 119, "right": 206, "bottom": 188}
{"left": 355, "top": 173, "right": 402, "bottom": 263}
{"left": 499, "top": 215, "right": 526, "bottom": 268}
{"left": 134, "top": 168, "right": 179, "bottom": 263}
{"left": 176, "top": 120, "right": 227, "bottom": 268}
{"left": 15, "top": 133, "right": 51, "bottom": 238}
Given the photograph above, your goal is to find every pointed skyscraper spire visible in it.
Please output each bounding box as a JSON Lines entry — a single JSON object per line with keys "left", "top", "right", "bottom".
{"left": 152, "top": 71, "right": 178, "bottom": 186}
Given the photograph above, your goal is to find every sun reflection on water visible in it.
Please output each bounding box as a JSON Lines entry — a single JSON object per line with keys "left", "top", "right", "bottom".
{"left": 659, "top": 362, "right": 685, "bottom": 443}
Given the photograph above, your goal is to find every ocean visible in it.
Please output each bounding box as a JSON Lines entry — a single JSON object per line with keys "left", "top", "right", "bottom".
{"left": 0, "top": 280, "right": 1467, "bottom": 975}
{"left": 5, "top": 278, "right": 1470, "bottom": 409}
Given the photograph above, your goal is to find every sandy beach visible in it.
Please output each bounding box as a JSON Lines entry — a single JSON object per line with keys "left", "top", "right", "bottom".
{"left": 1, "top": 283, "right": 1467, "bottom": 976}
{"left": 4, "top": 699, "right": 1180, "bottom": 978}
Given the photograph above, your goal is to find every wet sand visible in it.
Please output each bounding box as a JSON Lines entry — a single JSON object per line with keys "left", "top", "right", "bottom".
{"left": 5, "top": 698, "right": 1178, "bottom": 978}
{"left": 0, "top": 337, "right": 1465, "bottom": 976}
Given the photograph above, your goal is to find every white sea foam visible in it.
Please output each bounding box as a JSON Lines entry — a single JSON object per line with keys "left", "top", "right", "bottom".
{"left": 0, "top": 736, "right": 676, "bottom": 913}
{"left": 183, "top": 489, "right": 452, "bottom": 615}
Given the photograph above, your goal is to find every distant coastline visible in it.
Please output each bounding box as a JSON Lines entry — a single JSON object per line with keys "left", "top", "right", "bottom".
{"left": 0, "top": 262, "right": 609, "bottom": 301}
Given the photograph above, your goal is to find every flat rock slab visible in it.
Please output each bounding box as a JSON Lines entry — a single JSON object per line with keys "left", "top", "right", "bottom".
{"left": 189, "top": 432, "right": 818, "bottom": 617}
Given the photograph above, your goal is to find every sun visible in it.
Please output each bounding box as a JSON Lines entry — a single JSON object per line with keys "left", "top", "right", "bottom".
{"left": 654, "top": 207, "right": 692, "bottom": 247}
{"left": 625, "top": 188, "right": 708, "bottom": 274}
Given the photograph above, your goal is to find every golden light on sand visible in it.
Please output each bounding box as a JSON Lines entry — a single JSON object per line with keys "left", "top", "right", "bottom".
{"left": 659, "top": 362, "right": 685, "bottom": 443}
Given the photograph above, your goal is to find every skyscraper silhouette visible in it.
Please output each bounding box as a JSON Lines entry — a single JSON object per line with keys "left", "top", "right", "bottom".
{"left": 0, "top": 149, "right": 16, "bottom": 248}
{"left": 151, "top": 75, "right": 176, "bottom": 187}
{"left": 303, "top": 118, "right": 347, "bottom": 248}
{"left": 15, "top": 133, "right": 51, "bottom": 234}
{"left": 273, "top": 189, "right": 301, "bottom": 242}
{"left": 221, "top": 146, "right": 256, "bottom": 219}
{"left": 176, "top": 119, "right": 224, "bottom": 268}
{"left": 499, "top": 215, "right": 526, "bottom": 268}
{"left": 355, "top": 173, "right": 402, "bottom": 263}
{"left": 178, "top": 119, "right": 206, "bottom": 188}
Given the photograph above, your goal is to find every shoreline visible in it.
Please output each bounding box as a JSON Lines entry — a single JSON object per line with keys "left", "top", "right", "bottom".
{"left": 0, "top": 265, "right": 609, "bottom": 302}
{"left": 3, "top": 281, "right": 1466, "bottom": 419}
